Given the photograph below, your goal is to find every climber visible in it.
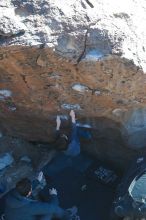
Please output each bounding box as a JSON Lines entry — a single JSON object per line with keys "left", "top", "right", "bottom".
{"left": 4, "top": 178, "right": 76, "bottom": 220}
{"left": 43, "top": 110, "right": 91, "bottom": 176}
{"left": 55, "top": 110, "right": 80, "bottom": 156}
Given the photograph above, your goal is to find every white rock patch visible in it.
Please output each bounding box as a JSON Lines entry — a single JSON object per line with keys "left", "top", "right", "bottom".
{"left": 94, "top": 90, "right": 101, "bottom": 96}
{"left": 8, "top": 106, "right": 16, "bottom": 111}
{"left": 72, "top": 83, "right": 89, "bottom": 92}
{"left": 84, "top": 50, "right": 104, "bottom": 61}
{"left": 61, "top": 103, "right": 81, "bottom": 110}
{"left": 0, "top": 89, "right": 12, "bottom": 100}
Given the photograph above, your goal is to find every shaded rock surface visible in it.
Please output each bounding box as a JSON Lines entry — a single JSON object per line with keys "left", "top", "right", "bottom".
{"left": 0, "top": 0, "right": 146, "bottom": 171}
{"left": 0, "top": 153, "right": 14, "bottom": 170}
{"left": 0, "top": 135, "right": 55, "bottom": 197}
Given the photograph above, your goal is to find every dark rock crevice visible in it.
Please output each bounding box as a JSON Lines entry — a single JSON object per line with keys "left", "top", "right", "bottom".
{"left": 84, "top": 0, "right": 94, "bottom": 8}
{"left": 77, "top": 29, "right": 89, "bottom": 63}
{"left": 20, "top": 74, "right": 31, "bottom": 89}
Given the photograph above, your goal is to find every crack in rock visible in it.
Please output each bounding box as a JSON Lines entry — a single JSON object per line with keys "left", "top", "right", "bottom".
{"left": 84, "top": 0, "right": 94, "bottom": 8}
{"left": 77, "top": 29, "right": 89, "bottom": 63}
{"left": 20, "top": 74, "right": 30, "bottom": 89}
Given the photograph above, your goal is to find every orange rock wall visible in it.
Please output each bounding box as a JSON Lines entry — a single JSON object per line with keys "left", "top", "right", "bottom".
{"left": 0, "top": 46, "right": 146, "bottom": 169}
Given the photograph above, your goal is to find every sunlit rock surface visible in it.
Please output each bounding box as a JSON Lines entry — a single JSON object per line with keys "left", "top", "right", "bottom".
{"left": 0, "top": 0, "right": 146, "bottom": 169}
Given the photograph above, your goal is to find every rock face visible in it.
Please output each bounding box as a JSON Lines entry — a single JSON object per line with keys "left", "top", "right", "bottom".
{"left": 0, "top": 0, "right": 146, "bottom": 169}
